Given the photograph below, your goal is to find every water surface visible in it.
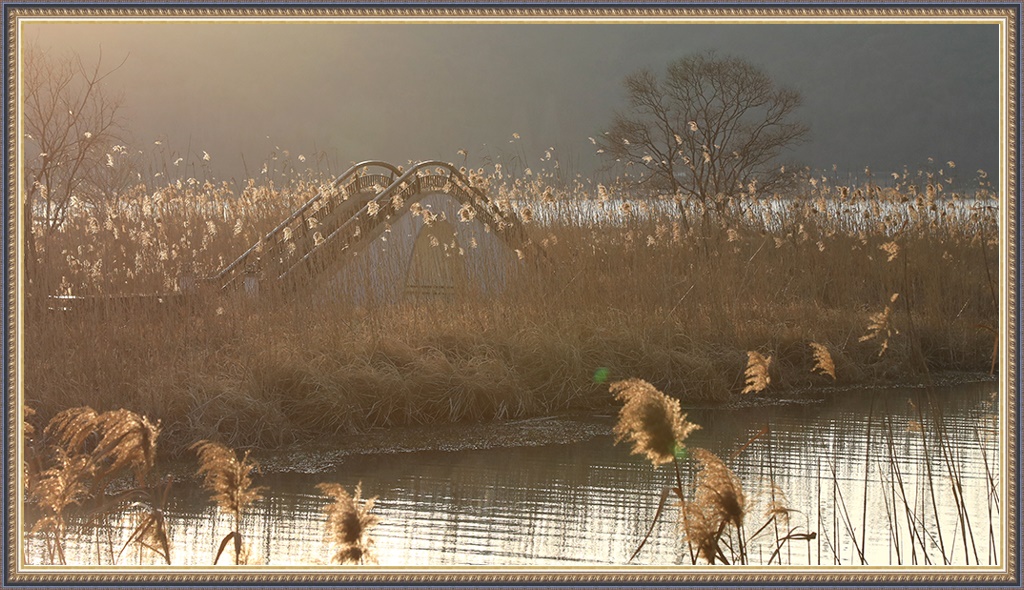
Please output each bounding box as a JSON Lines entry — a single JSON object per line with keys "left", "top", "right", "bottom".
{"left": 37, "top": 381, "right": 1000, "bottom": 568}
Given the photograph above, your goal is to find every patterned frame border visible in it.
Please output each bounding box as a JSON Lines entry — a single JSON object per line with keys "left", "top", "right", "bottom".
{"left": 2, "top": 2, "right": 1019, "bottom": 586}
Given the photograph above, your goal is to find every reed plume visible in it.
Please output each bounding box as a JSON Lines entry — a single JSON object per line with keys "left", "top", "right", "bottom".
{"left": 742, "top": 351, "right": 772, "bottom": 394}
{"left": 859, "top": 293, "right": 899, "bottom": 357}
{"left": 29, "top": 448, "right": 93, "bottom": 565}
{"left": 880, "top": 241, "right": 900, "bottom": 262}
{"left": 611, "top": 379, "right": 700, "bottom": 467}
{"left": 192, "top": 440, "right": 264, "bottom": 522}
{"left": 680, "top": 448, "right": 747, "bottom": 564}
{"left": 680, "top": 499, "right": 720, "bottom": 564}
{"left": 809, "top": 342, "right": 837, "bottom": 380}
{"left": 192, "top": 440, "right": 266, "bottom": 565}
{"left": 92, "top": 409, "right": 160, "bottom": 484}
{"left": 43, "top": 406, "right": 161, "bottom": 493}
{"left": 44, "top": 406, "right": 100, "bottom": 455}
{"left": 693, "top": 448, "right": 746, "bottom": 528}
{"left": 317, "top": 482, "right": 380, "bottom": 564}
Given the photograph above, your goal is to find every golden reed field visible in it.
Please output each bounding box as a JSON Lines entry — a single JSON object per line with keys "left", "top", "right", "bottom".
{"left": 23, "top": 162, "right": 998, "bottom": 455}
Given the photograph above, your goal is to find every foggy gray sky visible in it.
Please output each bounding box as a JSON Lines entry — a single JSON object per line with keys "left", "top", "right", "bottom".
{"left": 24, "top": 20, "right": 999, "bottom": 187}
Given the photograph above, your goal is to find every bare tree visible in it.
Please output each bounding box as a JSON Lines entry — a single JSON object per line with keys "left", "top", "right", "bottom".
{"left": 597, "top": 52, "right": 808, "bottom": 208}
{"left": 22, "top": 46, "right": 127, "bottom": 285}
{"left": 81, "top": 144, "right": 145, "bottom": 215}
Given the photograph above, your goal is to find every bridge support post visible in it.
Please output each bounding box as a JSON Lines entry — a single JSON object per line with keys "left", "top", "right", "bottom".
{"left": 244, "top": 272, "right": 260, "bottom": 298}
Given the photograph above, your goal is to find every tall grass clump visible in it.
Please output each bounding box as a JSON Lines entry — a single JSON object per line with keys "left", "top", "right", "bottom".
{"left": 28, "top": 403, "right": 391, "bottom": 566}
{"left": 609, "top": 378, "right": 696, "bottom": 560}
{"left": 29, "top": 449, "right": 92, "bottom": 564}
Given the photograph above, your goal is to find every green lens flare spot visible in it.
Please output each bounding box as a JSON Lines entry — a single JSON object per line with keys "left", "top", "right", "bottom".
{"left": 674, "top": 445, "right": 689, "bottom": 460}
{"left": 593, "top": 367, "right": 610, "bottom": 383}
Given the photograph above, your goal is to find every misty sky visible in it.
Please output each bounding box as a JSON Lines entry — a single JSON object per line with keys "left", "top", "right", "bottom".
{"left": 23, "top": 19, "right": 999, "bottom": 187}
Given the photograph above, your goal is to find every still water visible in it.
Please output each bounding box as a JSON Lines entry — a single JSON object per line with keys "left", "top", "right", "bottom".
{"left": 38, "top": 381, "right": 1000, "bottom": 568}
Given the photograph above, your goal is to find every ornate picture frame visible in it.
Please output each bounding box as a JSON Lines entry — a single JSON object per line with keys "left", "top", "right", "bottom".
{"left": 4, "top": 2, "right": 1019, "bottom": 587}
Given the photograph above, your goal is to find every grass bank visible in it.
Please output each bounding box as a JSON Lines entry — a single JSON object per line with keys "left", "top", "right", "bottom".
{"left": 24, "top": 168, "right": 998, "bottom": 456}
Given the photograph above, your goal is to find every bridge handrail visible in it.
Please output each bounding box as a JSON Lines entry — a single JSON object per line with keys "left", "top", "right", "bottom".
{"left": 208, "top": 160, "right": 402, "bottom": 283}
{"left": 278, "top": 160, "right": 514, "bottom": 281}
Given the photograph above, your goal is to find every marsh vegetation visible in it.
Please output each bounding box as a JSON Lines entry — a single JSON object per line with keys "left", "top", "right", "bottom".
{"left": 20, "top": 47, "right": 1000, "bottom": 569}
{"left": 25, "top": 158, "right": 998, "bottom": 455}
{"left": 21, "top": 158, "right": 999, "bottom": 566}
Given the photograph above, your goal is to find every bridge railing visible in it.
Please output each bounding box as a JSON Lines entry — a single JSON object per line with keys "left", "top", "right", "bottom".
{"left": 276, "top": 161, "right": 527, "bottom": 283}
{"left": 207, "top": 160, "right": 401, "bottom": 290}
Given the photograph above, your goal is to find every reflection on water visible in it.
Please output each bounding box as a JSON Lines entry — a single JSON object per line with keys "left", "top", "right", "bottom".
{"left": 36, "top": 381, "right": 999, "bottom": 567}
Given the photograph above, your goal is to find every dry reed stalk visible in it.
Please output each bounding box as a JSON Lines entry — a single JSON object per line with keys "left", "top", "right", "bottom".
{"left": 680, "top": 448, "right": 747, "bottom": 564}
{"left": 29, "top": 448, "right": 92, "bottom": 564}
{"left": 762, "top": 479, "right": 792, "bottom": 542}
{"left": 611, "top": 378, "right": 706, "bottom": 562}
{"left": 116, "top": 476, "right": 173, "bottom": 565}
{"left": 191, "top": 440, "right": 266, "bottom": 565}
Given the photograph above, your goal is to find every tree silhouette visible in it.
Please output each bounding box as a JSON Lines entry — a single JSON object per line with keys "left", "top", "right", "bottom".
{"left": 22, "top": 46, "right": 127, "bottom": 288}
{"left": 597, "top": 52, "right": 808, "bottom": 210}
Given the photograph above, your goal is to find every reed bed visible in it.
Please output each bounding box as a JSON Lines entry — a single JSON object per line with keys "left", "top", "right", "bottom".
{"left": 23, "top": 159, "right": 997, "bottom": 458}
